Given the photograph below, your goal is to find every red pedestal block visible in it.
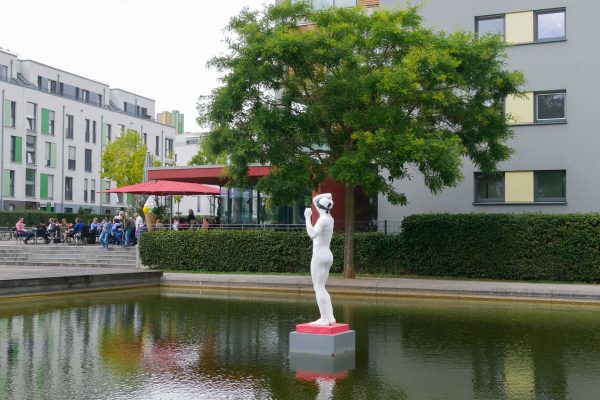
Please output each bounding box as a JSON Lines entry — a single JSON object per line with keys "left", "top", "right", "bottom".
{"left": 296, "top": 323, "right": 350, "bottom": 335}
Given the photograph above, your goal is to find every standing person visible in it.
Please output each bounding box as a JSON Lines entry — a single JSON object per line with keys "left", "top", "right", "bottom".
{"left": 15, "top": 217, "right": 34, "bottom": 244}
{"left": 124, "top": 216, "right": 134, "bottom": 247}
{"left": 99, "top": 216, "right": 112, "bottom": 251}
{"left": 111, "top": 218, "right": 123, "bottom": 245}
{"left": 134, "top": 213, "right": 144, "bottom": 244}
{"left": 187, "top": 209, "right": 195, "bottom": 225}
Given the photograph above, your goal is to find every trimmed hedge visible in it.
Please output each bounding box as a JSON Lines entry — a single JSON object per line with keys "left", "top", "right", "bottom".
{"left": 401, "top": 213, "right": 600, "bottom": 282}
{"left": 0, "top": 211, "right": 106, "bottom": 226}
{"left": 139, "top": 230, "right": 403, "bottom": 274}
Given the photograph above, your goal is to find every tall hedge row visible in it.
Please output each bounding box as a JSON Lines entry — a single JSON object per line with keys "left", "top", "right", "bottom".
{"left": 401, "top": 213, "right": 600, "bottom": 282}
{"left": 139, "top": 230, "right": 403, "bottom": 274}
{"left": 139, "top": 214, "right": 600, "bottom": 282}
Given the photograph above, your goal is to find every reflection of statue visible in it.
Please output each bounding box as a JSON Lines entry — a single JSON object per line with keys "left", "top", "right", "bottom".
{"left": 304, "top": 193, "right": 335, "bottom": 326}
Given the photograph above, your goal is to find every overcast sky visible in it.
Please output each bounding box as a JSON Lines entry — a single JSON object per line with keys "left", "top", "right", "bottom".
{"left": 0, "top": 0, "right": 272, "bottom": 131}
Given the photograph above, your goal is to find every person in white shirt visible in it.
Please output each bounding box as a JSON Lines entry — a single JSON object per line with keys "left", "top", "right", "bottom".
{"left": 134, "top": 213, "right": 144, "bottom": 243}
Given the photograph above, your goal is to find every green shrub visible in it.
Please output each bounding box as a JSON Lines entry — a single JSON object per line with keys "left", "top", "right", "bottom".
{"left": 401, "top": 213, "right": 600, "bottom": 282}
{"left": 139, "top": 230, "right": 403, "bottom": 274}
{"left": 0, "top": 211, "right": 106, "bottom": 227}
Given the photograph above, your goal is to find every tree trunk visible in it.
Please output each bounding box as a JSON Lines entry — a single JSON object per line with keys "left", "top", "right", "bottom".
{"left": 343, "top": 184, "right": 356, "bottom": 279}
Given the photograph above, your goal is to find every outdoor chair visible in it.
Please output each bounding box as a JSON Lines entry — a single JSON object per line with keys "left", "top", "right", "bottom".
{"left": 12, "top": 228, "right": 24, "bottom": 244}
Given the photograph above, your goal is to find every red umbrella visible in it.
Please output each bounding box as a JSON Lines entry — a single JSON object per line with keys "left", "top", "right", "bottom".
{"left": 99, "top": 180, "right": 220, "bottom": 196}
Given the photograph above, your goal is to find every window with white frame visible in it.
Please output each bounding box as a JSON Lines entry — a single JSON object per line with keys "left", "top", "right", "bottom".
{"left": 26, "top": 102, "right": 37, "bottom": 131}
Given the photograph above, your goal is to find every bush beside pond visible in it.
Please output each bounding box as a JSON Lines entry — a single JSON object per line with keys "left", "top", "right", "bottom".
{"left": 401, "top": 213, "right": 600, "bottom": 282}
{"left": 140, "top": 213, "right": 600, "bottom": 282}
{"left": 139, "top": 230, "right": 403, "bottom": 274}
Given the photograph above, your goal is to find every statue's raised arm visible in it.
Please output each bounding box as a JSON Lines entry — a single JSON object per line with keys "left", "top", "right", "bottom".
{"left": 305, "top": 193, "right": 336, "bottom": 326}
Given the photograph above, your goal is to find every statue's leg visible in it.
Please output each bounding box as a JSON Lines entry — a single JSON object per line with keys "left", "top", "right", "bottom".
{"left": 311, "top": 256, "right": 336, "bottom": 325}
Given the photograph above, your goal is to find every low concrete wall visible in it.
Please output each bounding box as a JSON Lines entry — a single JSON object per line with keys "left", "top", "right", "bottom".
{"left": 0, "top": 271, "right": 163, "bottom": 298}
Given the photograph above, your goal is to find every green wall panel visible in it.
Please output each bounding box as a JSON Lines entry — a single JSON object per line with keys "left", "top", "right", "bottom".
{"left": 41, "top": 109, "right": 50, "bottom": 134}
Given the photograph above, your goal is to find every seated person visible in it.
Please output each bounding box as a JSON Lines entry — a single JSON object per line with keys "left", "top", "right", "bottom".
{"left": 36, "top": 222, "right": 50, "bottom": 244}
{"left": 89, "top": 218, "right": 100, "bottom": 236}
{"left": 155, "top": 219, "right": 164, "bottom": 230}
{"left": 15, "top": 217, "right": 34, "bottom": 244}
{"left": 69, "top": 218, "right": 85, "bottom": 239}
{"left": 46, "top": 218, "right": 59, "bottom": 240}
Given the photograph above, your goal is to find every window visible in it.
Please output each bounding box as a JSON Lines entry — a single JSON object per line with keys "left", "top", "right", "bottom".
{"left": 10, "top": 136, "right": 22, "bottom": 163}
{"left": 475, "top": 173, "right": 504, "bottom": 203}
{"left": 65, "top": 177, "right": 73, "bottom": 201}
{"left": 0, "top": 65, "right": 7, "bottom": 81}
{"left": 476, "top": 15, "right": 505, "bottom": 37}
{"left": 26, "top": 102, "right": 37, "bottom": 131}
{"left": 25, "top": 169, "right": 36, "bottom": 198}
{"left": 186, "top": 138, "right": 199, "bottom": 145}
{"left": 66, "top": 114, "right": 74, "bottom": 139}
{"left": 155, "top": 136, "right": 160, "bottom": 156}
{"left": 68, "top": 146, "right": 76, "bottom": 170}
{"left": 535, "top": 170, "right": 566, "bottom": 202}
{"left": 92, "top": 120, "right": 97, "bottom": 144}
{"left": 90, "top": 179, "right": 96, "bottom": 203}
{"left": 4, "top": 100, "right": 15, "bottom": 127}
{"left": 26, "top": 135, "right": 36, "bottom": 164}
{"left": 64, "top": 207, "right": 73, "bottom": 214}
{"left": 536, "top": 91, "right": 565, "bottom": 121}
{"left": 117, "top": 193, "right": 124, "bottom": 204}
{"left": 298, "top": 0, "right": 357, "bottom": 9}
{"left": 40, "top": 174, "right": 53, "bottom": 199}
{"left": 41, "top": 109, "right": 55, "bottom": 135}
{"left": 165, "top": 138, "right": 174, "bottom": 158}
{"left": 85, "top": 149, "right": 92, "bottom": 172}
{"left": 143, "top": 132, "right": 147, "bottom": 145}
{"left": 536, "top": 9, "right": 566, "bottom": 41}
{"left": 85, "top": 119, "right": 90, "bottom": 142}
{"left": 101, "top": 181, "right": 110, "bottom": 203}
{"left": 44, "top": 142, "right": 57, "bottom": 168}
{"left": 3, "top": 170, "right": 15, "bottom": 197}
{"left": 476, "top": 170, "right": 567, "bottom": 204}
{"left": 84, "top": 178, "right": 88, "bottom": 202}
{"left": 102, "top": 123, "right": 112, "bottom": 146}
{"left": 37, "top": 77, "right": 57, "bottom": 93}
{"left": 80, "top": 89, "right": 89, "bottom": 103}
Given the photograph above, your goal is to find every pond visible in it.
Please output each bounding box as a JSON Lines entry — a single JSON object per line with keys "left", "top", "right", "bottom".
{"left": 1, "top": 288, "right": 600, "bottom": 399}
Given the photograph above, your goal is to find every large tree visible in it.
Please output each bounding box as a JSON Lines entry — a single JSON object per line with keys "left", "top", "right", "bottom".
{"left": 199, "top": 1, "right": 524, "bottom": 278}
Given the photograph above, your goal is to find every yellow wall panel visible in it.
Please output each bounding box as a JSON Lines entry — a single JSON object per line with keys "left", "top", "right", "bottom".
{"left": 505, "top": 171, "right": 534, "bottom": 203}
{"left": 506, "top": 11, "right": 534, "bottom": 44}
{"left": 505, "top": 93, "right": 534, "bottom": 124}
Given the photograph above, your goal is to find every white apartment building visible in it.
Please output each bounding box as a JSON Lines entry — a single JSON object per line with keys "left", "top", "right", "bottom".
{"left": 0, "top": 48, "right": 177, "bottom": 214}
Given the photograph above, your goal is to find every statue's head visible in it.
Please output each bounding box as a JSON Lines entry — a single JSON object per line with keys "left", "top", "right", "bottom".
{"left": 313, "top": 193, "right": 333, "bottom": 214}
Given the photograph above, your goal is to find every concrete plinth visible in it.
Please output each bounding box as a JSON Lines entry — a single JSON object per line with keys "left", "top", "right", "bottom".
{"left": 289, "top": 322, "right": 355, "bottom": 356}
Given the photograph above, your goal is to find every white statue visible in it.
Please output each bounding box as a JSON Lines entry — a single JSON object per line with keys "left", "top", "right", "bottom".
{"left": 304, "top": 193, "right": 336, "bottom": 326}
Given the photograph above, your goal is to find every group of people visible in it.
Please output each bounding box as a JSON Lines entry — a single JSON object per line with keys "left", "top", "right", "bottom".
{"left": 98, "top": 211, "right": 145, "bottom": 251}
{"left": 15, "top": 212, "right": 146, "bottom": 248}
{"left": 169, "top": 209, "right": 211, "bottom": 231}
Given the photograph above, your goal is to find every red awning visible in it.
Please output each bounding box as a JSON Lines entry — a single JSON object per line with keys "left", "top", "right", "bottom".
{"left": 99, "top": 180, "right": 220, "bottom": 196}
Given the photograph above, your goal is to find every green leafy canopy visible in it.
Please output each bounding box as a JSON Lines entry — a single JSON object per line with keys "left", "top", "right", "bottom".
{"left": 100, "top": 130, "right": 159, "bottom": 187}
{"left": 199, "top": 1, "right": 524, "bottom": 206}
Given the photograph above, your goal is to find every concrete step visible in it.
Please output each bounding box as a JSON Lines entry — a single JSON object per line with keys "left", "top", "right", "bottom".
{"left": 0, "top": 262, "right": 136, "bottom": 268}
{"left": 0, "top": 258, "right": 136, "bottom": 264}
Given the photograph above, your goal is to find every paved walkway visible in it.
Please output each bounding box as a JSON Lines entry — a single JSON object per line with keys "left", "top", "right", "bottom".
{"left": 162, "top": 273, "right": 600, "bottom": 303}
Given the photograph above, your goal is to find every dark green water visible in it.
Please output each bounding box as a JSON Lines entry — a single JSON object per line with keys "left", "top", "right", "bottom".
{"left": 1, "top": 288, "right": 600, "bottom": 400}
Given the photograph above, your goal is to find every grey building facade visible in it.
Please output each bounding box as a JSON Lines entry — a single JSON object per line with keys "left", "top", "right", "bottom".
{"left": 378, "top": 0, "right": 588, "bottom": 221}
